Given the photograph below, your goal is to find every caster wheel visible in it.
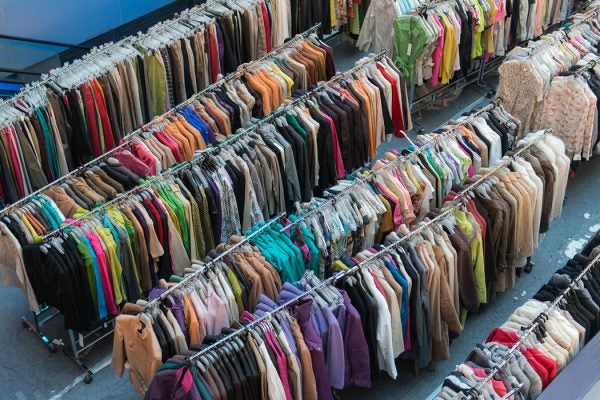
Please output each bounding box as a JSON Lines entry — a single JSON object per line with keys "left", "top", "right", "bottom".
{"left": 48, "top": 344, "right": 58, "bottom": 354}
{"left": 22, "top": 320, "right": 29, "bottom": 329}
{"left": 418, "top": 128, "right": 425, "bottom": 134}
{"left": 84, "top": 374, "right": 93, "bottom": 384}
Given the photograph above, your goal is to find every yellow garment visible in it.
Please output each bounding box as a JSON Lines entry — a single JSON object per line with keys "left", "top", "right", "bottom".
{"left": 471, "top": 0, "right": 486, "bottom": 58}
{"left": 270, "top": 64, "right": 294, "bottom": 96}
{"left": 440, "top": 14, "right": 457, "bottom": 85}
{"left": 21, "top": 214, "right": 42, "bottom": 243}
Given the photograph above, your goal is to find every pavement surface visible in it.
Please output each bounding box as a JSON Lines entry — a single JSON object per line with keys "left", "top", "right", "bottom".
{"left": 1, "top": 39, "right": 599, "bottom": 400}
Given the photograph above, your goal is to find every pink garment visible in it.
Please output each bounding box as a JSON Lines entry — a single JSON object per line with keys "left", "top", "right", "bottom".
{"left": 87, "top": 232, "right": 119, "bottom": 315}
{"left": 132, "top": 142, "right": 158, "bottom": 175}
{"left": 430, "top": 14, "right": 445, "bottom": 88}
{"left": 321, "top": 113, "right": 345, "bottom": 178}
{"left": 205, "top": 285, "right": 229, "bottom": 335}
{"left": 4, "top": 126, "right": 26, "bottom": 196}
{"left": 369, "top": 271, "right": 386, "bottom": 297}
{"left": 265, "top": 331, "right": 293, "bottom": 400}
{"left": 113, "top": 150, "right": 153, "bottom": 178}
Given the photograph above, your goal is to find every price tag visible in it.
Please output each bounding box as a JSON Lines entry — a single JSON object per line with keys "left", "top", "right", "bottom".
{"left": 79, "top": 333, "right": 84, "bottom": 348}
{"left": 407, "top": 43, "right": 413, "bottom": 56}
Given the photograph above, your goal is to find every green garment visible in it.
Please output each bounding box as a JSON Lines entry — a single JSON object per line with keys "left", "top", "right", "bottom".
{"left": 76, "top": 239, "right": 98, "bottom": 312}
{"left": 393, "top": 16, "right": 430, "bottom": 82}
{"left": 145, "top": 50, "right": 168, "bottom": 116}
{"left": 286, "top": 114, "right": 309, "bottom": 151}
{"left": 471, "top": 0, "right": 486, "bottom": 59}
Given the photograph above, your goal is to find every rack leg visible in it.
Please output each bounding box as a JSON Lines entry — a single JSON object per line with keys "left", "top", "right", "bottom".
{"left": 64, "top": 329, "right": 94, "bottom": 383}
{"left": 21, "top": 307, "right": 61, "bottom": 353}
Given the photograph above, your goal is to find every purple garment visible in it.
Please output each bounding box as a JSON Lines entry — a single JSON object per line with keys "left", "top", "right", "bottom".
{"left": 148, "top": 288, "right": 189, "bottom": 342}
{"left": 321, "top": 306, "right": 345, "bottom": 389}
{"left": 277, "top": 282, "right": 304, "bottom": 303}
{"left": 340, "top": 290, "right": 371, "bottom": 388}
{"left": 256, "top": 293, "right": 298, "bottom": 355}
{"left": 204, "top": 174, "right": 221, "bottom": 242}
{"left": 293, "top": 299, "right": 333, "bottom": 400}
{"left": 145, "top": 362, "right": 201, "bottom": 400}
{"left": 215, "top": 23, "right": 225, "bottom": 75}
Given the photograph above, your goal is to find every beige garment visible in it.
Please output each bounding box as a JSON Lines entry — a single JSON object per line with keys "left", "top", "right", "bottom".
{"left": 537, "top": 76, "right": 596, "bottom": 160}
{"left": 111, "top": 313, "right": 162, "bottom": 397}
{"left": 496, "top": 59, "right": 546, "bottom": 134}
{"left": 0, "top": 222, "right": 39, "bottom": 311}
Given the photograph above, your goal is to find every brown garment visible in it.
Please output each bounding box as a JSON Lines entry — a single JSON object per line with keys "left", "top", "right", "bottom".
{"left": 45, "top": 186, "right": 82, "bottom": 218}
{"left": 112, "top": 313, "right": 162, "bottom": 397}
{"left": 246, "top": 333, "right": 268, "bottom": 400}
{"left": 289, "top": 317, "right": 318, "bottom": 400}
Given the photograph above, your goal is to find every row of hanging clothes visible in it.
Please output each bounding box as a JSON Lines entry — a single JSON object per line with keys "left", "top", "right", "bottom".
{"left": 496, "top": 9, "right": 600, "bottom": 161}
{"left": 434, "top": 230, "right": 600, "bottom": 400}
{"left": 109, "top": 112, "right": 571, "bottom": 398}
{"left": 0, "top": 54, "right": 408, "bottom": 332}
{"left": 0, "top": 0, "right": 297, "bottom": 204}
{"left": 354, "top": 0, "right": 579, "bottom": 96}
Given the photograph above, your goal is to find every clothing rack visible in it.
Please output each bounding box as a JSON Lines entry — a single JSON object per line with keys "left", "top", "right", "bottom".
{"left": 0, "top": 23, "right": 323, "bottom": 218}
{"left": 0, "top": 0, "right": 225, "bottom": 110}
{"left": 40, "top": 50, "right": 388, "bottom": 240}
{"left": 463, "top": 241, "right": 600, "bottom": 399}
{"left": 145, "top": 212, "right": 286, "bottom": 309}
{"left": 281, "top": 98, "right": 505, "bottom": 232}
{"left": 181, "top": 131, "right": 548, "bottom": 364}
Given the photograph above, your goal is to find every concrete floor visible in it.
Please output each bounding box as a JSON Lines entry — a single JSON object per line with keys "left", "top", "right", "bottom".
{"left": 1, "top": 40, "right": 599, "bottom": 400}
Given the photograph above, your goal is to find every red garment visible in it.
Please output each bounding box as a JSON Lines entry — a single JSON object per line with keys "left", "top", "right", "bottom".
{"left": 143, "top": 198, "right": 164, "bottom": 245}
{"left": 486, "top": 327, "right": 558, "bottom": 388}
{"left": 376, "top": 64, "right": 405, "bottom": 137}
{"left": 207, "top": 27, "right": 219, "bottom": 83}
{"left": 81, "top": 83, "right": 102, "bottom": 157}
{"left": 321, "top": 112, "right": 345, "bottom": 178}
{"left": 260, "top": 1, "right": 272, "bottom": 52}
{"left": 4, "top": 126, "right": 25, "bottom": 197}
{"left": 132, "top": 142, "right": 158, "bottom": 176}
{"left": 113, "top": 151, "right": 153, "bottom": 178}
{"left": 90, "top": 79, "right": 116, "bottom": 151}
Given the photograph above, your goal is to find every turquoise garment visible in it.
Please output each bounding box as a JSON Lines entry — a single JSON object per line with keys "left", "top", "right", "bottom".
{"left": 279, "top": 216, "right": 320, "bottom": 276}
{"left": 35, "top": 109, "right": 60, "bottom": 179}
{"left": 247, "top": 223, "right": 305, "bottom": 283}
{"left": 35, "top": 196, "right": 62, "bottom": 229}
{"left": 393, "top": 16, "right": 430, "bottom": 82}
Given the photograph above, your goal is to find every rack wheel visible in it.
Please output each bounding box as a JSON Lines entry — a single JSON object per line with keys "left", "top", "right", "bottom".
{"left": 48, "top": 344, "right": 57, "bottom": 353}
{"left": 84, "top": 374, "right": 93, "bottom": 384}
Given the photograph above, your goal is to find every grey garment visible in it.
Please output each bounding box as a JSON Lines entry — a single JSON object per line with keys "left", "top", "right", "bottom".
{"left": 116, "top": 223, "right": 141, "bottom": 302}
{"left": 90, "top": 166, "right": 125, "bottom": 193}
{"left": 46, "top": 89, "right": 74, "bottom": 169}
{"left": 125, "top": 58, "right": 144, "bottom": 127}
{"left": 211, "top": 168, "right": 241, "bottom": 243}
{"left": 262, "top": 124, "right": 302, "bottom": 205}
{"left": 241, "top": 152, "right": 266, "bottom": 218}
{"left": 405, "top": 240, "right": 433, "bottom": 368}
{"left": 116, "top": 62, "right": 136, "bottom": 134}
{"left": 60, "top": 183, "right": 91, "bottom": 210}
{"left": 106, "top": 158, "right": 141, "bottom": 183}
{"left": 251, "top": 133, "right": 285, "bottom": 216}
